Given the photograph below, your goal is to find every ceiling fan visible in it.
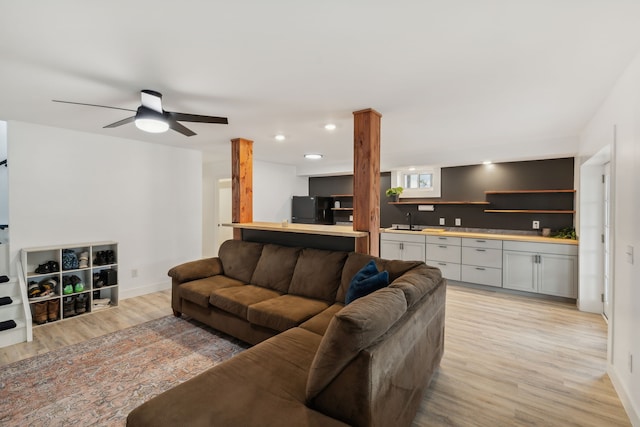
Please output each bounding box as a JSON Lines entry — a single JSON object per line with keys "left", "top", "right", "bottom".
{"left": 53, "top": 90, "right": 228, "bottom": 137}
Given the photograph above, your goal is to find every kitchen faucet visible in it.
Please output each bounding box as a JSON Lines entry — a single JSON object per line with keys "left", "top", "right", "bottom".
{"left": 406, "top": 212, "right": 413, "bottom": 230}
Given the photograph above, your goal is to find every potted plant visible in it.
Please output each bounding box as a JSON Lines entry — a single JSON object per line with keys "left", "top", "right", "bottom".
{"left": 385, "top": 186, "right": 403, "bottom": 202}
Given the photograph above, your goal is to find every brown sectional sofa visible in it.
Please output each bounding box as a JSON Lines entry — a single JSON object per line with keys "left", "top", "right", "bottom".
{"left": 127, "top": 239, "right": 446, "bottom": 427}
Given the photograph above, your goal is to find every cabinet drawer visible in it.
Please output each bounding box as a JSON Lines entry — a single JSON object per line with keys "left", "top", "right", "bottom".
{"left": 426, "top": 235, "right": 461, "bottom": 245}
{"left": 428, "top": 261, "right": 461, "bottom": 281}
{"left": 461, "top": 265, "right": 502, "bottom": 287}
{"left": 462, "top": 247, "right": 502, "bottom": 268}
{"left": 380, "top": 233, "right": 426, "bottom": 244}
{"left": 462, "top": 237, "right": 502, "bottom": 249}
{"left": 427, "top": 243, "right": 461, "bottom": 263}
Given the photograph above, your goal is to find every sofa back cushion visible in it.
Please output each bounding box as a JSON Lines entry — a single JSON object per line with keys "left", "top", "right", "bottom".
{"left": 251, "top": 244, "right": 302, "bottom": 293}
{"left": 306, "top": 286, "right": 408, "bottom": 400}
{"left": 218, "top": 240, "right": 264, "bottom": 283}
{"left": 288, "top": 248, "right": 348, "bottom": 302}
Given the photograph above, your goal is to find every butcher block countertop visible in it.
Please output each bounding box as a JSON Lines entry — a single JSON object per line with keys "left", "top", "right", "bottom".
{"left": 381, "top": 227, "right": 578, "bottom": 245}
{"left": 224, "top": 222, "right": 369, "bottom": 238}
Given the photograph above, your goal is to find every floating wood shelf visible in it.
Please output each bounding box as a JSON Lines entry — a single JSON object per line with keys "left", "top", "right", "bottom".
{"left": 485, "top": 189, "right": 576, "bottom": 194}
{"left": 331, "top": 208, "right": 353, "bottom": 211}
{"left": 389, "top": 201, "right": 490, "bottom": 205}
{"left": 484, "top": 209, "right": 576, "bottom": 214}
{"left": 331, "top": 194, "right": 353, "bottom": 197}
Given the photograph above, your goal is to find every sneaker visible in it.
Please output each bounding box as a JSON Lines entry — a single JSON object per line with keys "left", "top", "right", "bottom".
{"left": 47, "top": 260, "right": 60, "bottom": 272}
{"left": 62, "top": 277, "right": 74, "bottom": 295}
{"left": 38, "top": 278, "right": 57, "bottom": 297}
{"left": 93, "top": 273, "right": 104, "bottom": 288}
{"left": 28, "top": 281, "right": 42, "bottom": 298}
{"left": 34, "top": 263, "right": 51, "bottom": 274}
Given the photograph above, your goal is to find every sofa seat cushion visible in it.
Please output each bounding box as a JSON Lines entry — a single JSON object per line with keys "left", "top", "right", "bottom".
{"left": 288, "top": 248, "right": 348, "bottom": 302}
{"left": 179, "top": 275, "right": 246, "bottom": 308}
{"left": 209, "top": 285, "right": 282, "bottom": 319}
{"left": 248, "top": 295, "right": 329, "bottom": 332}
{"left": 299, "top": 303, "right": 344, "bottom": 336}
{"left": 126, "top": 328, "right": 349, "bottom": 427}
{"left": 251, "top": 244, "right": 302, "bottom": 292}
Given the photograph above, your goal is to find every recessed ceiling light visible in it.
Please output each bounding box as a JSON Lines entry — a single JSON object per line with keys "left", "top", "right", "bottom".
{"left": 304, "top": 154, "right": 323, "bottom": 160}
{"left": 408, "top": 167, "right": 416, "bottom": 171}
{"left": 324, "top": 123, "right": 336, "bottom": 131}
{"left": 482, "top": 161, "right": 492, "bottom": 165}
{"left": 275, "top": 134, "right": 286, "bottom": 141}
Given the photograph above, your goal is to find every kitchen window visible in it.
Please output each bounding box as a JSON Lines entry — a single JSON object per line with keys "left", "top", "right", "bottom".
{"left": 391, "top": 166, "right": 441, "bottom": 198}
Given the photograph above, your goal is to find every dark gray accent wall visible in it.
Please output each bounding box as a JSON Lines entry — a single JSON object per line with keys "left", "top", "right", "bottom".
{"left": 308, "top": 157, "right": 575, "bottom": 232}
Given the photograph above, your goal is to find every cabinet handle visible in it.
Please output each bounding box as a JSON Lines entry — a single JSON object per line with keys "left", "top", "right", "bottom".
{"left": 475, "top": 249, "right": 486, "bottom": 252}
{"left": 439, "top": 245, "right": 447, "bottom": 249}
{"left": 438, "top": 262, "right": 447, "bottom": 266}
{"left": 400, "top": 243, "right": 404, "bottom": 250}
{"left": 476, "top": 240, "right": 486, "bottom": 243}
{"left": 475, "top": 267, "right": 486, "bottom": 271}
{"left": 438, "top": 237, "right": 447, "bottom": 240}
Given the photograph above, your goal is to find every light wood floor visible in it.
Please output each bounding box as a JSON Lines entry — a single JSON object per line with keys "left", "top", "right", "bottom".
{"left": 0, "top": 285, "right": 630, "bottom": 426}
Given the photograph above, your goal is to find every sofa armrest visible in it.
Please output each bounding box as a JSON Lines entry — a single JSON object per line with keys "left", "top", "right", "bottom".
{"left": 168, "top": 257, "right": 223, "bottom": 283}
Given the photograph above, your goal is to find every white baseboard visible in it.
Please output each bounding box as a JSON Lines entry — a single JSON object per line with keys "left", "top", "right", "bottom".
{"left": 608, "top": 364, "right": 640, "bottom": 426}
{"left": 119, "top": 280, "right": 171, "bottom": 300}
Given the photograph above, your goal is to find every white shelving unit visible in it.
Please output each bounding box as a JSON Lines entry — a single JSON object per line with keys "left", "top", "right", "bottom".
{"left": 20, "top": 241, "right": 118, "bottom": 340}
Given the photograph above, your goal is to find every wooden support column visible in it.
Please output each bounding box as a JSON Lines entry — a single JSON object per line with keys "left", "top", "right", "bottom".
{"left": 353, "top": 108, "right": 382, "bottom": 256}
{"left": 231, "top": 138, "right": 253, "bottom": 240}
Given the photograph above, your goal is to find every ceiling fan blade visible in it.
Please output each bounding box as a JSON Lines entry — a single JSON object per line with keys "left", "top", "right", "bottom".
{"left": 167, "top": 118, "right": 196, "bottom": 137}
{"left": 52, "top": 99, "right": 136, "bottom": 112}
{"left": 168, "top": 111, "right": 228, "bottom": 124}
{"left": 104, "top": 116, "right": 135, "bottom": 128}
{"left": 140, "top": 90, "right": 163, "bottom": 113}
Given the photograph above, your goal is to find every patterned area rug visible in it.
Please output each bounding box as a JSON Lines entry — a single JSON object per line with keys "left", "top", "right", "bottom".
{"left": 0, "top": 316, "right": 249, "bottom": 426}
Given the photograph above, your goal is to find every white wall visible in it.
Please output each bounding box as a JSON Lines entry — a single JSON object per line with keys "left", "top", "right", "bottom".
{"left": 8, "top": 122, "right": 203, "bottom": 298}
{"left": 254, "top": 160, "right": 308, "bottom": 222}
{"left": 202, "top": 157, "right": 308, "bottom": 256}
{"left": 579, "top": 52, "right": 640, "bottom": 425}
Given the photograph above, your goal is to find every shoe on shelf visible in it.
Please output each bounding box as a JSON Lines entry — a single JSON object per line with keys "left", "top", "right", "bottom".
{"left": 47, "top": 260, "right": 60, "bottom": 272}
{"left": 62, "top": 277, "right": 74, "bottom": 295}
{"left": 93, "top": 251, "right": 107, "bottom": 265}
{"left": 78, "top": 252, "right": 89, "bottom": 269}
{"left": 63, "top": 296, "right": 76, "bottom": 317}
{"left": 93, "top": 273, "right": 104, "bottom": 288}
{"left": 34, "top": 263, "right": 51, "bottom": 274}
{"left": 28, "top": 281, "right": 42, "bottom": 299}
{"left": 105, "top": 250, "right": 116, "bottom": 264}
{"left": 48, "top": 298, "right": 60, "bottom": 321}
{"left": 34, "top": 301, "right": 48, "bottom": 325}
{"left": 75, "top": 294, "right": 88, "bottom": 314}
{"left": 38, "top": 278, "right": 58, "bottom": 297}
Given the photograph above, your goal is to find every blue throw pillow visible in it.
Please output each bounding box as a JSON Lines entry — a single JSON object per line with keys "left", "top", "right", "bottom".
{"left": 345, "top": 260, "right": 390, "bottom": 304}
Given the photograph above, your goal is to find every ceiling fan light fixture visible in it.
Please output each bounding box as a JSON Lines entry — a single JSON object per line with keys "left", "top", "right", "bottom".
{"left": 134, "top": 107, "right": 169, "bottom": 133}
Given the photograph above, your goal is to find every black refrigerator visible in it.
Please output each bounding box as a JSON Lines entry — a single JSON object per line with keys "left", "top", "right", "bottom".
{"left": 291, "top": 196, "right": 334, "bottom": 224}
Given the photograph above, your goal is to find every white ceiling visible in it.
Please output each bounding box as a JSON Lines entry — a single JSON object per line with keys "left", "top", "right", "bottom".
{"left": 1, "top": 1, "right": 640, "bottom": 175}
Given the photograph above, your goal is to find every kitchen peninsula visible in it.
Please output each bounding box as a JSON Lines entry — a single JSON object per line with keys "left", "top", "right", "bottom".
{"left": 224, "top": 222, "right": 368, "bottom": 252}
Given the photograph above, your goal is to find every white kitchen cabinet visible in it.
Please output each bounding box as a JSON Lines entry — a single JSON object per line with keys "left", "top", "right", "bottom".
{"left": 503, "top": 241, "right": 578, "bottom": 298}
{"left": 460, "top": 238, "right": 503, "bottom": 287}
{"left": 380, "top": 233, "right": 426, "bottom": 262}
{"left": 426, "top": 235, "right": 461, "bottom": 280}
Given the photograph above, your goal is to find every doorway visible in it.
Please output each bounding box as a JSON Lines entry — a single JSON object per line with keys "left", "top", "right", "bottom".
{"left": 217, "top": 179, "right": 233, "bottom": 248}
{"left": 603, "top": 162, "right": 611, "bottom": 320}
